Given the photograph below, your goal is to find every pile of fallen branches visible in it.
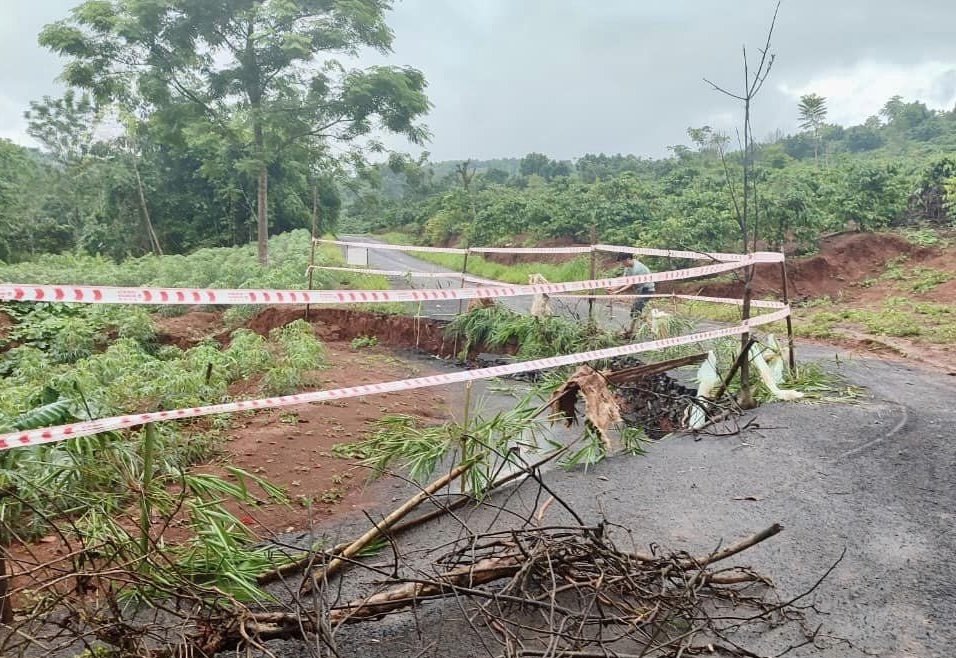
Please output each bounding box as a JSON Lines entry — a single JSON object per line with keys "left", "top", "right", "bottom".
{"left": 359, "top": 521, "right": 795, "bottom": 657}
{"left": 0, "top": 438, "right": 836, "bottom": 658}
{"left": 0, "top": 496, "right": 831, "bottom": 658}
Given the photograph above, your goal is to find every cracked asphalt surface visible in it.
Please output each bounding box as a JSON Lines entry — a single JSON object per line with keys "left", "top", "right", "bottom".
{"left": 251, "top": 242, "right": 956, "bottom": 658}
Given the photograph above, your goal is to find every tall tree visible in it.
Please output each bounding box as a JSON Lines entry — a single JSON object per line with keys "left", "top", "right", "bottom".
{"left": 797, "top": 93, "right": 828, "bottom": 164}
{"left": 705, "top": 1, "right": 781, "bottom": 410}
{"left": 519, "top": 152, "right": 552, "bottom": 178}
{"left": 41, "top": 0, "right": 430, "bottom": 264}
{"left": 24, "top": 91, "right": 103, "bottom": 249}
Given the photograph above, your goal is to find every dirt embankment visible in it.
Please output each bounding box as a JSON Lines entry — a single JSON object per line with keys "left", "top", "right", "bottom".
{"left": 0, "top": 311, "right": 13, "bottom": 343}
{"left": 668, "top": 232, "right": 940, "bottom": 301}
{"left": 248, "top": 307, "right": 456, "bottom": 356}
{"left": 480, "top": 236, "right": 591, "bottom": 266}
{"left": 154, "top": 307, "right": 457, "bottom": 357}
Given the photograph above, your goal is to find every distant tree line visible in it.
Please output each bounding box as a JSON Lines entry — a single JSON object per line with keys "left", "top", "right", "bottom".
{"left": 344, "top": 94, "right": 956, "bottom": 253}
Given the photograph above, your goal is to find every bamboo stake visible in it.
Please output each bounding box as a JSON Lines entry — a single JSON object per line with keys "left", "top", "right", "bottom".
{"left": 452, "top": 251, "right": 470, "bottom": 358}
{"left": 588, "top": 225, "right": 597, "bottom": 325}
{"left": 302, "top": 462, "right": 472, "bottom": 592}
{"left": 714, "top": 337, "right": 757, "bottom": 401}
{"left": 305, "top": 188, "right": 319, "bottom": 321}
{"left": 779, "top": 257, "right": 796, "bottom": 372}
{"left": 0, "top": 521, "right": 10, "bottom": 623}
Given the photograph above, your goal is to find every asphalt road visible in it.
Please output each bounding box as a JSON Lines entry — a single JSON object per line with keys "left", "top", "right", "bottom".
{"left": 254, "top": 241, "right": 956, "bottom": 658}
{"left": 260, "top": 356, "right": 955, "bottom": 658}
{"left": 339, "top": 234, "right": 634, "bottom": 329}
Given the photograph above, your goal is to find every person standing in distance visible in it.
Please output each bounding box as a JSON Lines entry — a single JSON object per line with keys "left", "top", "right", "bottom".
{"left": 607, "top": 252, "right": 655, "bottom": 324}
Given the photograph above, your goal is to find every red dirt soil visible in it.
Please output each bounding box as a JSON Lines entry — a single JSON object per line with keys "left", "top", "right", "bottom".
{"left": 152, "top": 308, "right": 459, "bottom": 534}
{"left": 481, "top": 236, "right": 590, "bottom": 265}
{"left": 153, "top": 306, "right": 457, "bottom": 357}
{"left": 153, "top": 311, "right": 224, "bottom": 348}
{"left": 207, "top": 341, "right": 451, "bottom": 535}
{"left": 9, "top": 311, "right": 456, "bottom": 602}
{"left": 0, "top": 311, "right": 12, "bottom": 343}
{"left": 668, "top": 232, "right": 938, "bottom": 301}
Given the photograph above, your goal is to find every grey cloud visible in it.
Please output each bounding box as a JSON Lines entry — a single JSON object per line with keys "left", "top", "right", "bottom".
{"left": 3, "top": 0, "right": 956, "bottom": 160}
{"left": 0, "top": 0, "right": 75, "bottom": 144}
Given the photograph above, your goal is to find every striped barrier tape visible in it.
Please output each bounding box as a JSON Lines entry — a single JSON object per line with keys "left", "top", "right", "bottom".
{"left": 308, "top": 265, "right": 504, "bottom": 286}
{"left": 0, "top": 307, "right": 790, "bottom": 451}
{"left": 0, "top": 257, "right": 753, "bottom": 306}
{"left": 592, "top": 244, "right": 781, "bottom": 262}
{"left": 469, "top": 245, "right": 593, "bottom": 255}
{"left": 318, "top": 239, "right": 468, "bottom": 254}
{"left": 551, "top": 293, "right": 787, "bottom": 308}
{"left": 316, "top": 238, "right": 785, "bottom": 263}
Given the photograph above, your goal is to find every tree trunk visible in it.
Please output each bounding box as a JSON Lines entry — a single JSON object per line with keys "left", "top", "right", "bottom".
{"left": 255, "top": 124, "right": 269, "bottom": 266}
{"left": 312, "top": 180, "right": 320, "bottom": 237}
{"left": 738, "top": 91, "right": 755, "bottom": 410}
{"left": 0, "top": 543, "right": 12, "bottom": 624}
{"left": 133, "top": 161, "right": 162, "bottom": 255}
{"left": 257, "top": 166, "right": 268, "bottom": 265}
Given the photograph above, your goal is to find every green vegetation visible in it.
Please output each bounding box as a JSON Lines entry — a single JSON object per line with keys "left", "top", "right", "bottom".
{"left": 0, "top": 318, "right": 326, "bottom": 430}
{"left": 795, "top": 297, "right": 956, "bottom": 343}
{"left": 5, "top": 1, "right": 429, "bottom": 265}
{"left": 345, "top": 96, "right": 956, "bottom": 258}
{"left": 753, "top": 361, "right": 863, "bottom": 405}
{"left": 334, "top": 400, "right": 548, "bottom": 496}
{"left": 0, "top": 297, "right": 328, "bottom": 601}
{"left": 350, "top": 335, "right": 379, "bottom": 350}
{"left": 379, "top": 231, "right": 595, "bottom": 283}
{"left": 878, "top": 257, "right": 953, "bottom": 293}
{"left": 0, "top": 230, "right": 388, "bottom": 292}
{"left": 446, "top": 305, "right": 620, "bottom": 359}
{"left": 899, "top": 227, "right": 952, "bottom": 248}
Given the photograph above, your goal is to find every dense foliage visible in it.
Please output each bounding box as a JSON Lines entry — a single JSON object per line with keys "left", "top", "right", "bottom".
{"left": 345, "top": 97, "right": 956, "bottom": 253}
{"left": 1, "top": 0, "right": 429, "bottom": 264}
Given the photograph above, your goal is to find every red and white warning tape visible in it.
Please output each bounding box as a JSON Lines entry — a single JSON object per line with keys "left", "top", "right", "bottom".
{"left": 0, "top": 258, "right": 752, "bottom": 306}
{"left": 592, "top": 244, "right": 783, "bottom": 263}
{"left": 308, "top": 265, "right": 503, "bottom": 286}
{"left": 470, "top": 245, "right": 594, "bottom": 255}
{"left": 318, "top": 239, "right": 468, "bottom": 255}
{"left": 0, "top": 307, "right": 790, "bottom": 451}
{"left": 551, "top": 293, "right": 786, "bottom": 308}
{"left": 316, "top": 239, "right": 785, "bottom": 263}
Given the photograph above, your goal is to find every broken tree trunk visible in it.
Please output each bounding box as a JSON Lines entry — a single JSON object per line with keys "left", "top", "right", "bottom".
{"left": 301, "top": 462, "right": 472, "bottom": 592}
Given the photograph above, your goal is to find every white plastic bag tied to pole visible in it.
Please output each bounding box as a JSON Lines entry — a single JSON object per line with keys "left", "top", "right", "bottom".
{"left": 648, "top": 308, "right": 673, "bottom": 338}
{"left": 753, "top": 337, "right": 804, "bottom": 402}
{"left": 763, "top": 334, "right": 787, "bottom": 383}
{"left": 528, "top": 273, "right": 553, "bottom": 318}
{"left": 688, "top": 351, "right": 721, "bottom": 430}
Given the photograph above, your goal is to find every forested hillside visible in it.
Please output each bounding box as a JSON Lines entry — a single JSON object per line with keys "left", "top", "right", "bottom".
{"left": 1, "top": 0, "right": 954, "bottom": 267}
{"left": 345, "top": 96, "right": 956, "bottom": 254}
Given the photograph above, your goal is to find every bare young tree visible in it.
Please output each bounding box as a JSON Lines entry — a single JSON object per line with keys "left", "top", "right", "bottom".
{"left": 704, "top": 1, "right": 781, "bottom": 409}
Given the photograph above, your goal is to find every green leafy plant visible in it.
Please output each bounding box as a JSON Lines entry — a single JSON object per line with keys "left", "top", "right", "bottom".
{"left": 350, "top": 335, "right": 379, "bottom": 350}
{"left": 447, "top": 304, "right": 620, "bottom": 360}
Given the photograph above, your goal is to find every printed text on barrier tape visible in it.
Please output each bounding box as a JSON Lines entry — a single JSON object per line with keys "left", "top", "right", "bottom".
{"left": 0, "top": 257, "right": 753, "bottom": 306}
{"left": 316, "top": 238, "right": 784, "bottom": 264}
{"left": 0, "top": 307, "right": 790, "bottom": 451}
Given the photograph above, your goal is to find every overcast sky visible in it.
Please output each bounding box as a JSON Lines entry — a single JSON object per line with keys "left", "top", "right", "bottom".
{"left": 3, "top": 0, "right": 956, "bottom": 161}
